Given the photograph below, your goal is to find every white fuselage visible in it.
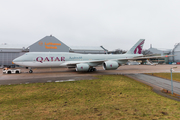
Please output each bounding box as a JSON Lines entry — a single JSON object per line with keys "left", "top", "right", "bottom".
{"left": 13, "top": 52, "right": 142, "bottom": 68}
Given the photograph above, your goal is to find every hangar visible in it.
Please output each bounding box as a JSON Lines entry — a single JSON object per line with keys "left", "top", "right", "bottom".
{"left": 0, "top": 35, "right": 106, "bottom": 67}
{"left": 29, "top": 35, "right": 70, "bottom": 52}
{"left": 0, "top": 44, "right": 28, "bottom": 68}
{"left": 147, "top": 45, "right": 171, "bottom": 64}
{"left": 69, "top": 46, "right": 107, "bottom": 54}
{"left": 169, "top": 43, "right": 180, "bottom": 63}
{"left": 147, "top": 43, "right": 180, "bottom": 64}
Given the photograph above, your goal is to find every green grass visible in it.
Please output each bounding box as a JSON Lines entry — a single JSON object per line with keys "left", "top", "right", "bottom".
{"left": 146, "top": 73, "right": 180, "bottom": 82}
{"left": 0, "top": 75, "right": 180, "bottom": 120}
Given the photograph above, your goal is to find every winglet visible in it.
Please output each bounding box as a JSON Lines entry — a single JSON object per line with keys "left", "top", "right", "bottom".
{"left": 126, "top": 39, "right": 145, "bottom": 54}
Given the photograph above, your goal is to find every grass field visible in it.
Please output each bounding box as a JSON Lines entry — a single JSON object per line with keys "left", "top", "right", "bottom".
{"left": 146, "top": 73, "right": 180, "bottom": 82}
{"left": 0, "top": 75, "right": 180, "bottom": 120}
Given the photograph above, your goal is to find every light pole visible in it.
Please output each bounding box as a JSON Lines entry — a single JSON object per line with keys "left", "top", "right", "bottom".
{"left": 170, "top": 67, "right": 177, "bottom": 95}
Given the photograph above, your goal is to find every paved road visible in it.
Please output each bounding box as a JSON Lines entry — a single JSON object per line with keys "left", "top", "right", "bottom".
{"left": 128, "top": 74, "right": 180, "bottom": 95}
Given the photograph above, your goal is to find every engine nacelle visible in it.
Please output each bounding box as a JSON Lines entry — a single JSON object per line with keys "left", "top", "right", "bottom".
{"left": 76, "top": 63, "right": 90, "bottom": 72}
{"left": 103, "top": 61, "right": 119, "bottom": 70}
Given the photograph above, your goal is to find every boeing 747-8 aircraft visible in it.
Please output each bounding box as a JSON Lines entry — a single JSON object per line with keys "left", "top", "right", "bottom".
{"left": 13, "top": 39, "right": 171, "bottom": 73}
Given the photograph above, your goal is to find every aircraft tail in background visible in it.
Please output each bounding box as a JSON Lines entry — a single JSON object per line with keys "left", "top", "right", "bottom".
{"left": 126, "top": 39, "right": 145, "bottom": 54}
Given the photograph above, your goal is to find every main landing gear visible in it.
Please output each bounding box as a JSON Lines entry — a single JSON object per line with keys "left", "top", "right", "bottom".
{"left": 88, "top": 67, "right": 97, "bottom": 72}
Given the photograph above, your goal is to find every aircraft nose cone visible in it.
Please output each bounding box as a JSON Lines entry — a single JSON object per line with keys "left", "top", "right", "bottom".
{"left": 13, "top": 58, "right": 18, "bottom": 62}
{"left": 13, "top": 57, "right": 21, "bottom": 64}
{"left": 13, "top": 55, "right": 26, "bottom": 66}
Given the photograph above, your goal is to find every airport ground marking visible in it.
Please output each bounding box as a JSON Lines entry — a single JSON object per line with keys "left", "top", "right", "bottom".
{"left": 47, "top": 80, "right": 52, "bottom": 82}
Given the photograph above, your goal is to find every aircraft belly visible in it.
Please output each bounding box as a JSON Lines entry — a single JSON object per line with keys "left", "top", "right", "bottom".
{"left": 20, "top": 62, "right": 61, "bottom": 67}
{"left": 49, "top": 62, "right": 64, "bottom": 67}
{"left": 21, "top": 62, "right": 48, "bottom": 67}
{"left": 14, "top": 62, "right": 24, "bottom": 66}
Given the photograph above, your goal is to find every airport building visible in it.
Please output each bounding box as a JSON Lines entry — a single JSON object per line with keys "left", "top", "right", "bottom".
{"left": 69, "top": 46, "right": 107, "bottom": 54}
{"left": 0, "top": 43, "right": 29, "bottom": 67}
{"left": 147, "top": 43, "right": 180, "bottom": 64}
{"left": 147, "top": 45, "right": 172, "bottom": 64}
{"left": 169, "top": 43, "right": 180, "bottom": 63}
{"left": 29, "top": 36, "right": 70, "bottom": 52}
{"left": 0, "top": 35, "right": 106, "bottom": 67}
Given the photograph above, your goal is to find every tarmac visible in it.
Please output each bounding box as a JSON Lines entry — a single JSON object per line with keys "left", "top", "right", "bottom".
{"left": 0, "top": 64, "right": 179, "bottom": 83}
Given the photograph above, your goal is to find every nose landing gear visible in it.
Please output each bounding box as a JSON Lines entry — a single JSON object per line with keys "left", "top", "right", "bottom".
{"left": 29, "top": 69, "right": 33, "bottom": 73}
{"left": 27, "top": 67, "right": 33, "bottom": 73}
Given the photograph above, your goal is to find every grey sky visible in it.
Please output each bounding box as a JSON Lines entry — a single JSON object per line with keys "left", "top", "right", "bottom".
{"left": 1, "top": 0, "right": 180, "bottom": 51}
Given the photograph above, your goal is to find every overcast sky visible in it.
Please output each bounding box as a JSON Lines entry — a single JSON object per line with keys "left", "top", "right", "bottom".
{"left": 1, "top": 0, "right": 180, "bottom": 51}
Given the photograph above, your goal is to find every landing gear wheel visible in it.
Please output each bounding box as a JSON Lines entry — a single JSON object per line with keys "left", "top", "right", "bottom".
{"left": 88, "top": 68, "right": 92, "bottom": 72}
{"left": 88, "top": 68, "right": 91, "bottom": 72}
{"left": 88, "top": 68, "right": 96, "bottom": 72}
{"left": 29, "top": 70, "right": 33, "bottom": 73}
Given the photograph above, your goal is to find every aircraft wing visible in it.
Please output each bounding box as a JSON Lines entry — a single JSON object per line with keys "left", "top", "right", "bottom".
{"left": 61, "top": 55, "right": 174, "bottom": 66}
{"left": 117, "top": 55, "right": 174, "bottom": 61}
{"left": 60, "top": 60, "right": 105, "bottom": 66}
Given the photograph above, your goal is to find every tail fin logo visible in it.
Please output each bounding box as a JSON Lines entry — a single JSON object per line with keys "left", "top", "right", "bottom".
{"left": 134, "top": 40, "right": 144, "bottom": 54}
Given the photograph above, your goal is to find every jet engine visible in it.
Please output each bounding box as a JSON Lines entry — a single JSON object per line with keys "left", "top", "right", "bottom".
{"left": 103, "top": 61, "right": 119, "bottom": 70}
{"left": 76, "top": 63, "right": 90, "bottom": 72}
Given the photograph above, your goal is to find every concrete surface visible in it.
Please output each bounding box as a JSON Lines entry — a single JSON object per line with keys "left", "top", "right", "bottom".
{"left": 127, "top": 73, "right": 180, "bottom": 95}
{"left": 0, "top": 65, "right": 179, "bottom": 88}
{"left": 1, "top": 65, "right": 179, "bottom": 80}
